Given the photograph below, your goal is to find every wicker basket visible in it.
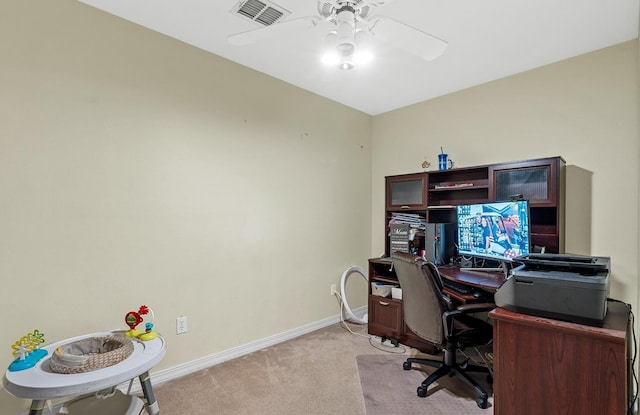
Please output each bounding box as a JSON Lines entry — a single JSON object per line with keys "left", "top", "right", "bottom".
{"left": 50, "top": 335, "right": 134, "bottom": 374}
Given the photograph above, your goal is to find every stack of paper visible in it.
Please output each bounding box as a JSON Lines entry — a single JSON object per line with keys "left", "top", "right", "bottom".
{"left": 388, "top": 213, "right": 426, "bottom": 231}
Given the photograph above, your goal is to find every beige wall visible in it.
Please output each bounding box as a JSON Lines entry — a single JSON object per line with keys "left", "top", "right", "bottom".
{"left": 0, "top": 1, "right": 372, "bottom": 411}
{"left": 372, "top": 40, "right": 639, "bottom": 305}
{"left": 1, "top": 0, "right": 638, "bottom": 412}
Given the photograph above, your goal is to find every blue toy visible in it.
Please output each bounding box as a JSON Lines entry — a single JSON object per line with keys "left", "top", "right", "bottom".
{"left": 8, "top": 330, "right": 48, "bottom": 372}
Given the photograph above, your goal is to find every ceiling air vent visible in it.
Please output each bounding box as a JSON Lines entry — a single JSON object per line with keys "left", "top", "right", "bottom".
{"left": 232, "top": 0, "right": 290, "bottom": 27}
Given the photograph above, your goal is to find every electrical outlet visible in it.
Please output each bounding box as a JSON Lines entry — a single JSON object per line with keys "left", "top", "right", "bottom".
{"left": 176, "top": 316, "right": 188, "bottom": 335}
{"left": 330, "top": 284, "right": 338, "bottom": 296}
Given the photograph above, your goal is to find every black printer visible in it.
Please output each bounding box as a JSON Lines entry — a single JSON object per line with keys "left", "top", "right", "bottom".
{"left": 494, "top": 253, "right": 610, "bottom": 326}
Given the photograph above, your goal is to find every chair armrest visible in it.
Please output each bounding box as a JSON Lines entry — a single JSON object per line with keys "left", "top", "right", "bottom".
{"left": 443, "top": 303, "right": 495, "bottom": 320}
{"left": 456, "top": 302, "right": 496, "bottom": 314}
{"left": 442, "top": 303, "right": 496, "bottom": 337}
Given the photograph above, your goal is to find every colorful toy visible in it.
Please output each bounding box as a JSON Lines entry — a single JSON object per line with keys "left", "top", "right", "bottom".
{"left": 124, "top": 305, "right": 157, "bottom": 341}
{"left": 8, "top": 330, "right": 47, "bottom": 372}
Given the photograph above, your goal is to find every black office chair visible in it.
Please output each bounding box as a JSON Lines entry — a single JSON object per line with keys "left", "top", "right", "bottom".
{"left": 391, "top": 251, "right": 494, "bottom": 409}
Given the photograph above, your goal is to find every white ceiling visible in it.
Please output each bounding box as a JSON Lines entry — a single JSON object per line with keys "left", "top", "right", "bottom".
{"left": 78, "top": 0, "right": 639, "bottom": 115}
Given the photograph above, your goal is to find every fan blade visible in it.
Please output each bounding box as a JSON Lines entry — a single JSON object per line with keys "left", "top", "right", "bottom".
{"left": 227, "top": 16, "right": 319, "bottom": 46}
{"left": 368, "top": 17, "right": 447, "bottom": 61}
{"left": 362, "top": 0, "right": 399, "bottom": 6}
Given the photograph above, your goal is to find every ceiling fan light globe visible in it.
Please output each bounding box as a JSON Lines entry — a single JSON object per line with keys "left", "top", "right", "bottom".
{"left": 324, "top": 31, "right": 338, "bottom": 46}
{"left": 336, "top": 42, "right": 355, "bottom": 55}
{"left": 339, "top": 60, "right": 354, "bottom": 70}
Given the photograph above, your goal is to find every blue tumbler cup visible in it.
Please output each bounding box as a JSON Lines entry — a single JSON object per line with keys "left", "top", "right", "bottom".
{"left": 438, "top": 153, "right": 453, "bottom": 170}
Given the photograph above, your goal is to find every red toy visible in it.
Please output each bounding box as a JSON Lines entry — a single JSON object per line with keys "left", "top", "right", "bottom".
{"left": 124, "top": 305, "right": 157, "bottom": 341}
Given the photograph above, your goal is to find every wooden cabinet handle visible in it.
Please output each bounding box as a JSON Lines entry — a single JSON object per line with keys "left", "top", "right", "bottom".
{"left": 378, "top": 301, "right": 390, "bottom": 306}
{"left": 400, "top": 205, "right": 410, "bottom": 209}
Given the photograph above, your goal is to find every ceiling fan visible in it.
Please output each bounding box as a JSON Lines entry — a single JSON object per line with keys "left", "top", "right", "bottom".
{"left": 227, "top": 0, "right": 448, "bottom": 70}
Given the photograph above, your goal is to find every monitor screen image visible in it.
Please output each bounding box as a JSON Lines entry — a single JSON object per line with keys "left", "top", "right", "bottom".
{"left": 456, "top": 200, "right": 531, "bottom": 262}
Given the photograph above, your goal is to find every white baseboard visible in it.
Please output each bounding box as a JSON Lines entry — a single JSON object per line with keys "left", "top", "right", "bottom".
{"left": 126, "top": 306, "right": 367, "bottom": 394}
{"left": 18, "top": 306, "right": 368, "bottom": 415}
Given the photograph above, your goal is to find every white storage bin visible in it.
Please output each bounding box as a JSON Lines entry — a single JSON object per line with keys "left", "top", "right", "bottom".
{"left": 371, "top": 282, "right": 393, "bottom": 298}
{"left": 391, "top": 287, "right": 403, "bottom": 300}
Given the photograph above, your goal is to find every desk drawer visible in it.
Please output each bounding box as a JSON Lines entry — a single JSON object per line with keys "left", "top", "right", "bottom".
{"left": 367, "top": 296, "right": 402, "bottom": 338}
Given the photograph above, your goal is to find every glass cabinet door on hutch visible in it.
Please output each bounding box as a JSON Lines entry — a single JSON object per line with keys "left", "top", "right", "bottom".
{"left": 386, "top": 172, "right": 427, "bottom": 210}
{"left": 385, "top": 173, "right": 428, "bottom": 257}
{"left": 490, "top": 156, "right": 565, "bottom": 253}
{"left": 490, "top": 157, "right": 565, "bottom": 206}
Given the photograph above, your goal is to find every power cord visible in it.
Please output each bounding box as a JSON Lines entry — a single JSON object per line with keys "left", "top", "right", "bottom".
{"left": 607, "top": 298, "right": 637, "bottom": 415}
{"left": 332, "top": 291, "right": 369, "bottom": 339}
{"left": 367, "top": 336, "right": 408, "bottom": 354}
{"left": 459, "top": 345, "right": 494, "bottom": 378}
{"left": 630, "top": 308, "right": 638, "bottom": 415}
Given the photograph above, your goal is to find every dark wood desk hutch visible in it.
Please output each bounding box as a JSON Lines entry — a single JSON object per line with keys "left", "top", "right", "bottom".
{"left": 368, "top": 156, "right": 565, "bottom": 348}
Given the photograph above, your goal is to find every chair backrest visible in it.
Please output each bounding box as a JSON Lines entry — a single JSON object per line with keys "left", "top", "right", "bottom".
{"left": 392, "top": 252, "right": 449, "bottom": 346}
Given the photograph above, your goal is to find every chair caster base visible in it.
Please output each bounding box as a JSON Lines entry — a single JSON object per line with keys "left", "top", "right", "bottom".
{"left": 417, "top": 386, "right": 427, "bottom": 398}
{"left": 476, "top": 396, "right": 488, "bottom": 409}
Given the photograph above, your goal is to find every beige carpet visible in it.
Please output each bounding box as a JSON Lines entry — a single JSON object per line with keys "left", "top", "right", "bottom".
{"left": 152, "top": 323, "right": 492, "bottom": 414}
{"left": 357, "top": 354, "right": 493, "bottom": 414}
{"left": 153, "top": 323, "right": 394, "bottom": 414}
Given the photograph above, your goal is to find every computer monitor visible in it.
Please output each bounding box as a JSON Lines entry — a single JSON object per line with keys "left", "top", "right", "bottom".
{"left": 456, "top": 200, "right": 531, "bottom": 270}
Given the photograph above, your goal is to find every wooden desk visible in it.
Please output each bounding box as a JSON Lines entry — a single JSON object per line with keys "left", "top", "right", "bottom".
{"left": 438, "top": 266, "right": 505, "bottom": 302}
{"left": 367, "top": 259, "right": 504, "bottom": 350}
{"left": 489, "top": 302, "right": 631, "bottom": 415}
